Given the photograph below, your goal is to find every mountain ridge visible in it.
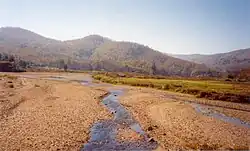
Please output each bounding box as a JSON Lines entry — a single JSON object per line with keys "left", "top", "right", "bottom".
{"left": 171, "top": 48, "right": 250, "bottom": 72}
{"left": 0, "top": 27, "right": 240, "bottom": 76}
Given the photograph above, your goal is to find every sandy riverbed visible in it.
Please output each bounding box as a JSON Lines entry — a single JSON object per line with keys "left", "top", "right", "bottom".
{"left": 0, "top": 73, "right": 111, "bottom": 151}
{"left": 120, "top": 87, "right": 250, "bottom": 150}
{"left": 1, "top": 72, "right": 250, "bottom": 150}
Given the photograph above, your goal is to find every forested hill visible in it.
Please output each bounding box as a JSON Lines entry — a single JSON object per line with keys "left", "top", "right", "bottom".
{"left": 0, "top": 27, "right": 217, "bottom": 76}
{"left": 171, "top": 48, "right": 250, "bottom": 72}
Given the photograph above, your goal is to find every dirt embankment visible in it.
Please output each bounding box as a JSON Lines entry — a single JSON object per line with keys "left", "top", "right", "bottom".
{"left": 0, "top": 75, "right": 111, "bottom": 151}
{"left": 120, "top": 87, "right": 250, "bottom": 150}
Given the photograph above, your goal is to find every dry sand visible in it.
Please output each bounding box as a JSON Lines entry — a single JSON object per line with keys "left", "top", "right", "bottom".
{"left": 116, "top": 127, "right": 144, "bottom": 142}
{"left": 0, "top": 73, "right": 111, "bottom": 151}
{"left": 120, "top": 87, "right": 250, "bottom": 150}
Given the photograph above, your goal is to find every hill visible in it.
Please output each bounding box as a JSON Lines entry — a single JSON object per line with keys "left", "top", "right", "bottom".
{"left": 0, "top": 27, "right": 215, "bottom": 76}
{"left": 89, "top": 41, "right": 212, "bottom": 76}
{"left": 65, "top": 35, "right": 111, "bottom": 59}
{"left": 0, "top": 27, "right": 71, "bottom": 63}
{"left": 64, "top": 36, "right": 214, "bottom": 76}
{"left": 172, "top": 48, "right": 250, "bottom": 72}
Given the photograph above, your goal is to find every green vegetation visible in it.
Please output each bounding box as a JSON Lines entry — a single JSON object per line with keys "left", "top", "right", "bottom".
{"left": 93, "top": 72, "right": 250, "bottom": 103}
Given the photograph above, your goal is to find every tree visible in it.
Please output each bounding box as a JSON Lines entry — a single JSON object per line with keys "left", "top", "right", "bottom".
{"left": 227, "top": 74, "right": 235, "bottom": 79}
{"left": 67, "top": 58, "right": 72, "bottom": 66}
{"left": 125, "top": 64, "right": 129, "bottom": 72}
{"left": 64, "top": 64, "right": 68, "bottom": 72}
{"left": 151, "top": 61, "right": 156, "bottom": 75}
{"left": 2, "top": 53, "right": 9, "bottom": 61}
{"left": 89, "top": 64, "right": 93, "bottom": 71}
{"left": 8, "top": 55, "right": 15, "bottom": 62}
{"left": 19, "top": 60, "right": 27, "bottom": 68}
{"left": 58, "top": 59, "right": 65, "bottom": 69}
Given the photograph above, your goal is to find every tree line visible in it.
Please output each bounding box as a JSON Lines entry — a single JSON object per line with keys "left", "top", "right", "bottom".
{"left": 0, "top": 52, "right": 34, "bottom": 71}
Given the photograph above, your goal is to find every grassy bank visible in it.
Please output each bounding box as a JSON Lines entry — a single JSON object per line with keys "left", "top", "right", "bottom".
{"left": 93, "top": 73, "right": 250, "bottom": 103}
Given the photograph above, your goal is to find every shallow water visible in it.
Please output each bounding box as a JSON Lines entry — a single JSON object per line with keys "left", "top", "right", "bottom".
{"left": 160, "top": 94, "right": 250, "bottom": 129}
{"left": 191, "top": 103, "right": 250, "bottom": 128}
{"left": 82, "top": 89, "right": 158, "bottom": 151}
{"left": 19, "top": 75, "right": 37, "bottom": 79}
{"left": 43, "top": 76, "right": 69, "bottom": 81}
{"left": 19, "top": 75, "right": 68, "bottom": 81}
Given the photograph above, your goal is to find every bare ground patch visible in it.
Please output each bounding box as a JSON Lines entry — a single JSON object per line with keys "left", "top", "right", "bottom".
{"left": 0, "top": 74, "right": 111, "bottom": 151}
{"left": 120, "top": 87, "right": 250, "bottom": 150}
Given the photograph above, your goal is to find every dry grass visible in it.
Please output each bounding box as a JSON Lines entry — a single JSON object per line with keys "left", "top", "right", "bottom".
{"left": 93, "top": 73, "right": 250, "bottom": 103}
{"left": 0, "top": 74, "right": 17, "bottom": 80}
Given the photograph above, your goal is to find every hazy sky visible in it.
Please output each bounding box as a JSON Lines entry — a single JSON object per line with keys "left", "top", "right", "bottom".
{"left": 0, "top": 0, "right": 249, "bottom": 54}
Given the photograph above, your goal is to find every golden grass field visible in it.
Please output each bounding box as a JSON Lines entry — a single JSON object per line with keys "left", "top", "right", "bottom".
{"left": 93, "top": 72, "right": 250, "bottom": 103}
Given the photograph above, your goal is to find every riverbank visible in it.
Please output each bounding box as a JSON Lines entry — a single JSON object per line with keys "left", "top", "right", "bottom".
{"left": 0, "top": 73, "right": 111, "bottom": 150}
{"left": 119, "top": 87, "right": 250, "bottom": 150}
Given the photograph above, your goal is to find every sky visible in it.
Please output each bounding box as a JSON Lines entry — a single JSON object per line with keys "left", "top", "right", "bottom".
{"left": 0, "top": 0, "right": 249, "bottom": 54}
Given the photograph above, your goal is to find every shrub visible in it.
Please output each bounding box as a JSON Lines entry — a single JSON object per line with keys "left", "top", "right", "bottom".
{"left": 199, "top": 91, "right": 208, "bottom": 98}
{"left": 149, "top": 83, "right": 154, "bottom": 88}
{"left": 186, "top": 89, "right": 200, "bottom": 95}
{"left": 162, "top": 84, "right": 170, "bottom": 90}
{"left": 227, "top": 74, "right": 235, "bottom": 79}
{"left": 225, "top": 78, "right": 232, "bottom": 82}
{"left": 175, "top": 88, "right": 182, "bottom": 92}
{"left": 172, "top": 83, "right": 182, "bottom": 88}
{"left": 95, "top": 76, "right": 101, "bottom": 80}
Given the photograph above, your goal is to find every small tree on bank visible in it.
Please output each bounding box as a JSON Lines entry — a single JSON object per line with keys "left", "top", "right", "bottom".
{"left": 151, "top": 61, "right": 156, "bottom": 75}
{"left": 64, "top": 64, "right": 68, "bottom": 72}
